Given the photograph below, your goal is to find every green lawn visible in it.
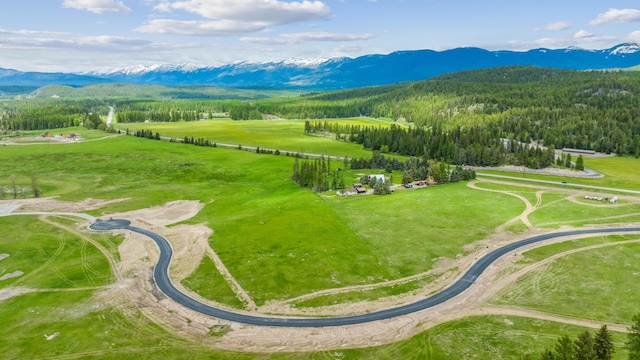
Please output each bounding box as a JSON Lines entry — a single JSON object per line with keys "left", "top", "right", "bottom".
{"left": 493, "top": 240, "right": 640, "bottom": 324}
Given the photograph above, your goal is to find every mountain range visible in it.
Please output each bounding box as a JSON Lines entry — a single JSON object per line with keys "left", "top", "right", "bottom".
{"left": 2, "top": 43, "right": 640, "bottom": 90}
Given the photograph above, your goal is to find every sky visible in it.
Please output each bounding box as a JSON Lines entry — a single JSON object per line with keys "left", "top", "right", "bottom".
{"left": 2, "top": 0, "right": 640, "bottom": 72}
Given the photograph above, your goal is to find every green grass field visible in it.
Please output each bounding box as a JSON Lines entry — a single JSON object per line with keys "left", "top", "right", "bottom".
{"left": 181, "top": 254, "right": 246, "bottom": 309}
{"left": 2, "top": 126, "right": 640, "bottom": 359}
{"left": 493, "top": 239, "right": 640, "bottom": 324}
{"left": 0, "top": 216, "right": 113, "bottom": 289}
{"left": 478, "top": 155, "right": 640, "bottom": 191}
{"left": 115, "top": 118, "right": 395, "bottom": 159}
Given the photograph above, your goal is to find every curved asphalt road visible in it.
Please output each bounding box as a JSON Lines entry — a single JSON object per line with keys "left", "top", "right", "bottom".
{"left": 90, "top": 219, "right": 640, "bottom": 328}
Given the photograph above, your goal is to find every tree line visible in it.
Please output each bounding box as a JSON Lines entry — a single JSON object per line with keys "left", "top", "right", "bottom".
{"left": 306, "top": 120, "right": 557, "bottom": 169}
{"left": 0, "top": 99, "right": 109, "bottom": 131}
{"left": 0, "top": 175, "right": 41, "bottom": 200}
{"left": 524, "top": 313, "right": 640, "bottom": 360}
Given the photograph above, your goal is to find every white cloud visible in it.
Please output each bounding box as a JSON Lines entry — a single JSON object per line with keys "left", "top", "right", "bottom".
{"left": 136, "top": 19, "right": 268, "bottom": 35}
{"left": 628, "top": 30, "right": 640, "bottom": 43}
{"left": 165, "top": 0, "right": 329, "bottom": 23}
{"left": 0, "top": 29, "right": 70, "bottom": 36}
{"left": 0, "top": 34, "right": 151, "bottom": 51}
{"left": 538, "top": 21, "right": 570, "bottom": 31}
{"left": 242, "top": 31, "right": 374, "bottom": 44}
{"left": 62, "top": 0, "right": 132, "bottom": 14}
{"left": 494, "top": 35, "right": 618, "bottom": 51}
{"left": 589, "top": 8, "right": 640, "bottom": 26}
{"left": 141, "top": 0, "right": 330, "bottom": 35}
{"left": 574, "top": 30, "right": 594, "bottom": 39}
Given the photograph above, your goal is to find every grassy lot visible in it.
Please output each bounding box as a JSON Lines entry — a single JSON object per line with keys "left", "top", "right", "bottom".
{"left": 471, "top": 181, "right": 545, "bottom": 204}
{"left": 0, "top": 216, "right": 112, "bottom": 289}
{"left": 115, "top": 119, "right": 384, "bottom": 158}
{"left": 340, "top": 315, "right": 630, "bottom": 360}
{"left": 0, "top": 290, "right": 216, "bottom": 360}
{"left": 181, "top": 254, "right": 246, "bottom": 309}
{"left": 331, "top": 183, "right": 524, "bottom": 279}
{"left": 1, "top": 136, "right": 524, "bottom": 306}
{"left": 529, "top": 197, "right": 640, "bottom": 228}
{"left": 493, "top": 239, "right": 640, "bottom": 324}
{"left": 292, "top": 273, "right": 441, "bottom": 308}
{"left": 2, "top": 127, "right": 117, "bottom": 141}
{"left": 478, "top": 155, "right": 640, "bottom": 191}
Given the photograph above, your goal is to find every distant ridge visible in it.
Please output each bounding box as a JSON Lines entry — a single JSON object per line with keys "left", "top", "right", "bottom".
{"left": 2, "top": 43, "right": 640, "bottom": 89}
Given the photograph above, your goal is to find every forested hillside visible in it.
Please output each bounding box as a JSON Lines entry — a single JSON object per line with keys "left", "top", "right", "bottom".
{"left": 2, "top": 66, "right": 640, "bottom": 157}
{"left": 245, "top": 67, "right": 640, "bottom": 155}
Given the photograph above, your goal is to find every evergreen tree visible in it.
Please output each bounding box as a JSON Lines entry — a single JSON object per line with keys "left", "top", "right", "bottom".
{"left": 373, "top": 181, "right": 386, "bottom": 195}
{"left": 594, "top": 325, "right": 614, "bottom": 360}
{"left": 564, "top": 153, "right": 572, "bottom": 168}
{"left": 540, "top": 349, "right": 555, "bottom": 360}
{"left": 402, "top": 170, "right": 412, "bottom": 185}
{"left": 554, "top": 335, "right": 575, "bottom": 360}
{"left": 575, "top": 155, "right": 585, "bottom": 171}
{"left": 626, "top": 314, "right": 640, "bottom": 360}
{"left": 574, "top": 331, "right": 597, "bottom": 360}
{"left": 292, "top": 157, "right": 300, "bottom": 183}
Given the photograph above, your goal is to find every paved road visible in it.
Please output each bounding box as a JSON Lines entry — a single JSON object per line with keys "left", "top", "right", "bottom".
{"left": 89, "top": 219, "right": 640, "bottom": 327}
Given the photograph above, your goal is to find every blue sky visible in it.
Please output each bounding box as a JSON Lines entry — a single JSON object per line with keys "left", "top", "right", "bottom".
{"left": 1, "top": 0, "right": 640, "bottom": 72}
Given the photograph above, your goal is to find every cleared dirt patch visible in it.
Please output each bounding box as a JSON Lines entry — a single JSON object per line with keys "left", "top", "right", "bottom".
{"left": 0, "top": 287, "right": 34, "bottom": 302}
{"left": 0, "top": 271, "right": 24, "bottom": 281}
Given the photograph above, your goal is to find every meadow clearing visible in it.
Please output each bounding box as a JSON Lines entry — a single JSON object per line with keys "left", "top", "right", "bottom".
{"left": 1, "top": 121, "right": 639, "bottom": 359}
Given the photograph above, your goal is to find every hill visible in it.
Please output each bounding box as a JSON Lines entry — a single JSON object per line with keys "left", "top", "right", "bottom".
{"left": 2, "top": 43, "right": 640, "bottom": 90}
{"left": 27, "top": 83, "right": 300, "bottom": 100}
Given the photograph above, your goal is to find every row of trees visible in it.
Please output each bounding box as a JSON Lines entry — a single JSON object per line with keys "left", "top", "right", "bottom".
{"left": 535, "top": 325, "right": 615, "bottom": 360}
{"left": 116, "top": 110, "right": 200, "bottom": 123}
{"left": 0, "top": 100, "right": 109, "bottom": 131}
{"left": 0, "top": 175, "right": 40, "bottom": 200}
{"left": 527, "top": 314, "right": 640, "bottom": 359}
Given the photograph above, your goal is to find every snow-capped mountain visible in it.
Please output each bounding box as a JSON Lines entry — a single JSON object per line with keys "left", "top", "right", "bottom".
{"left": 608, "top": 43, "right": 640, "bottom": 55}
{"left": 2, "top": 43, "right": 640, "bottom": 89}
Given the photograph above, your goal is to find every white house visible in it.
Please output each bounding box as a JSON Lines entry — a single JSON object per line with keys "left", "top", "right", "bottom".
{"left": 369, "top": 174, "right": 385, "bottom": 184}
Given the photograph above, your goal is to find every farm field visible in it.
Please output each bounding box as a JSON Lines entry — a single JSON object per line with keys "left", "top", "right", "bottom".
{"left": 1, "top": 125, "right": 640, "bottom": 359}
{"left": 115, "top": 118, "right": 393, "bottom": 159}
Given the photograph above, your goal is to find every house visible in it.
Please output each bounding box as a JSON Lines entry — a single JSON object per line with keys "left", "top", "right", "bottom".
{"left": 368, "top": 174, "right": 385, "bottom": 184}
{"left": 355, "top": 187, "right": 367, "bottom": 194}
{"left": 353, "top": 183, "right": 363, "bottom": 188}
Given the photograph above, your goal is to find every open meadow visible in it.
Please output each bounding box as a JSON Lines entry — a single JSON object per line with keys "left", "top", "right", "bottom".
{"left": 1, "top": 123, "right": 640, "bottom": 359}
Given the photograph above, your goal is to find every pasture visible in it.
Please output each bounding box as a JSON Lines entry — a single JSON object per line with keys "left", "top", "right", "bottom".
{"left": 1, "top": 125, "right": 640, "bottom": 359}
{"left": 116, "top": 118, "right": 388, "bottom": 159}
